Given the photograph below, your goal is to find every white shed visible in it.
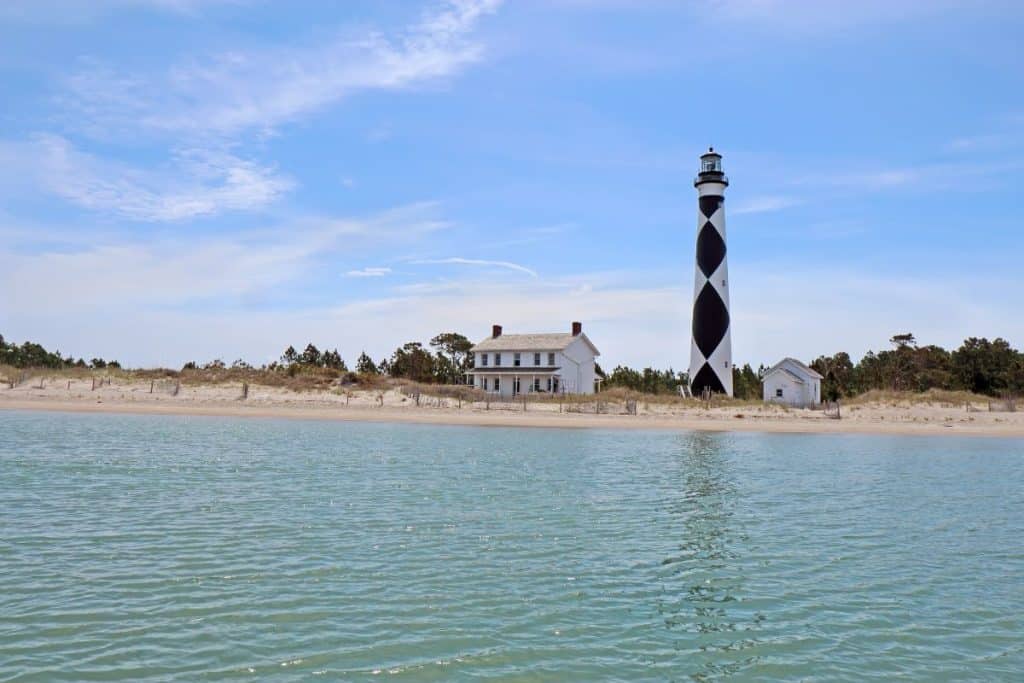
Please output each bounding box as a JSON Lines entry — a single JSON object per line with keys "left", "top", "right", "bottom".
{"left": 762, "top": 358, "right": 823, "bottom": 407}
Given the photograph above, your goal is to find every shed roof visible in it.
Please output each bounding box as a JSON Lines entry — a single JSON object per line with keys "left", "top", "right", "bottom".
{"left": 766, "top": 367, "right": 806, "bottom": 384}
{"left": 766, "top": 357, "right": 824, "bottom": 381}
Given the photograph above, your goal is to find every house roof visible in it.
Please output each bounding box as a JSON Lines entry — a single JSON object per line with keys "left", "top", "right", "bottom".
{"left": 766, "top": 357, "right": 824, "bottom": 381}
{"left": 471, "top": 332, "right": 600, "bottom": 356}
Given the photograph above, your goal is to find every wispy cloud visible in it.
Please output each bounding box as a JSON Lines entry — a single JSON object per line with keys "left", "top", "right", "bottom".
{"left": 346, "top": 267, "right": 392, "bottom": 278}
{"left": 63, "top": 0, "right": 502, "bottom": 141}
{"left": 796, "top": 159, "right": 1024, "bottom": 193}
{"left": 484, "top": 223, "right": 575, "bottom": 248}
{"left": 412, "top": 257, "right": 538, "bottom": 277}
{"left": 0, "top": 0, "right": 243, "bottom": 24}
{"left": 11, "top": 256, "right": 1021, "bottom": 371}
{"left": 0, "top": 134, "right": 292, "bottom": 221}
{"left": 0, "top": 202, "right": 449, "bottom": 314}
{"left": 732, "top": 195, "right": 802, "bottom": 215}
{"left": 947, "top": 134, "right": 1006, "bottom": 151}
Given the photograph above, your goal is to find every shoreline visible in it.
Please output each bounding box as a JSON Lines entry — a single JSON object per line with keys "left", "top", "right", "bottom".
{"left": 3, "top": 396, "right": 1022, "bottom": 438}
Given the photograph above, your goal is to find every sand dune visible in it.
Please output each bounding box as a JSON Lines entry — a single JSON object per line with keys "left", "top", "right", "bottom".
{"left": 2, "top": 377, "right": 1022, "bottom": 438}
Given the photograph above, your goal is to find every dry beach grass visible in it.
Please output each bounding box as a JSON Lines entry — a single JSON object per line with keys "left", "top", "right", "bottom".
{"left": 1, "top": 368, "right": 1022, "bottom": 438}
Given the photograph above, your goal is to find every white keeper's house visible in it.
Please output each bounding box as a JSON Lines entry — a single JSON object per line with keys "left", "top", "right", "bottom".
{"left": 762, "top": 357, "right": 823, "bottom": 407}
{"left": 469, "top": 322, "right": 601, "bottom": 397}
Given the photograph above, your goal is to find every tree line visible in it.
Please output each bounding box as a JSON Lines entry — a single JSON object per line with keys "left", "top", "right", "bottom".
{"left": 0, "top": 334, "right": 120, "bottom": 370}
{"left": 600, "top": 362, "right": 764, "bottom": 399}
{"left": 263, "top": 333, "right": 477, "bottom": 384}
{"left": 3, "top": 330, "right": 1022, "bottom": 399}
{"left": 810, "top": 334, "right": 1024, "bottom": 399}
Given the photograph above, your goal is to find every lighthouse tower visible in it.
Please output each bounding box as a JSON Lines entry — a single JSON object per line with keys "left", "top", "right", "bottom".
{"left": 689, "top": 147, "right": 733, "bottom": 397}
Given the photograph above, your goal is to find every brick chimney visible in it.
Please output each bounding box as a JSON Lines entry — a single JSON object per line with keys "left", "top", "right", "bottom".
{"left": 571, "top": 321, "right": 582, "bottom": 336}
{"left": 492, "top": 324, "right": 503, "bottom": 338}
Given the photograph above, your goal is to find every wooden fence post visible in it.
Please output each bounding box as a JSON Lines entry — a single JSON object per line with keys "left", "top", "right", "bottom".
{"left": 91, "top": 377, "right": 96, "bottom": 391}
{"left": 241, "top": 382, "right": 249, "bottom": 400}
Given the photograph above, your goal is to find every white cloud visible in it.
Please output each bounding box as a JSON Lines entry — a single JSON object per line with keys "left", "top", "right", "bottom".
{"left": 730, "top": 265, "right": 1024, "bottom": 367}
{"left": 63, "top": 0, "right": 502, "bottom": 140}
{"left": 5, "top": 240, "right": 1023, "bottom": 369}
{"left": 412, "top": 257, "right": 538, "bottom": 277}
{"left": 346, "top": 267, "right": 392, "bottom": 278}
{"left": 0, "top": 202, "right": 447, "bottom": 315}
{"left": 795, "top": 159, "right": 1024, "bottom": 193}
{"left": 731, "top": 195, "right": 802, "bottom": 215}
{"left": 0, "top": 135, "right": 292, "bottom": 221}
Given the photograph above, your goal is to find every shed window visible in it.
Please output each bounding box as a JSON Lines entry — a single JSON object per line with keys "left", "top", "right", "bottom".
{"left": 775, "top": 388, "right": 783, "bottom": 398}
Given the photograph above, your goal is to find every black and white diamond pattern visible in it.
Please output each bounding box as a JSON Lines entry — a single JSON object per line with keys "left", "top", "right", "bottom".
{"left": 689, "top": 192, "right": 732, "bottom": 396}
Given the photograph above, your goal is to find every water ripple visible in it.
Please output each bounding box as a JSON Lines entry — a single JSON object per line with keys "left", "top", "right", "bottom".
{"left": 1, "top": 412, "right": 1023, "bottom": 680}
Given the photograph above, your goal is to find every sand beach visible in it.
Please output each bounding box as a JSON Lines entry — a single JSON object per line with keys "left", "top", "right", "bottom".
{"left": 2, "top": 376, "right": 1022, "bottom": 438}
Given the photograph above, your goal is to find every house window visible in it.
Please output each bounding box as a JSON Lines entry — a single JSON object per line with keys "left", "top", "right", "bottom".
{"left": 495, "top": 353, "right": 502, "bottom": 366}
{"left": 513, "top": 377, "right": 520, "bottom": 395}
{"left": 775, "top": 388, "right": 783, "bottom": 398}
{"left": 481, "top": 353, "right": 488, "bottom": 367}
{"left": 514, "top": 353, "right": 521, "bottom": 367}
{"left": 534, "top": 352, "right": 541, "bottom": 366}
{"left": 533, "top": 378, "right": 541, "bottom": 392}
{"left": 548, "top": 352, "right": 555, "bottom": 366}
{"left": 546, "top": 377, "right": 552, "bottom": 392}
{"left": 494, "top": 378, "right": 500, "bottom": 392}
{"left": 482, "top": 377, "right": 488, "bottom": 391}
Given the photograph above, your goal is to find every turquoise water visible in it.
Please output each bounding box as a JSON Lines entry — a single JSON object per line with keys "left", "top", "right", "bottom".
{"left": 1, "top": 412, "right": 1023, "bottom": 681}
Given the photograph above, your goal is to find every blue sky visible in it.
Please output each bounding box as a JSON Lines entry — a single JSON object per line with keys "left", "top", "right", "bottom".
{"left": 2, "top": 0, "right": 1023, "bottom": 370}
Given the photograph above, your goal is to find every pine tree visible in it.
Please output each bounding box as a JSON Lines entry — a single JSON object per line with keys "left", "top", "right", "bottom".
{"left": 356, "top": 352, "right": 378, "bottom": 374}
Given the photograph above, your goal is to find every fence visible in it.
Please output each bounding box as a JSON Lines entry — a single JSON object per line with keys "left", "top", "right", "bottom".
{"left": 394, "top": 384, "right": 652, "bottom": 415}
{"left": 988, "top": 397, "right": 1017, "bottom": 413}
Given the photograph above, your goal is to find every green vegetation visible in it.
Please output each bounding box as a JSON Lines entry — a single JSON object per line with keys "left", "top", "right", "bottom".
{"left": 601, "top": 365, "right": 686, "bottom": 395}
{"left": 0, "top": 334, "right": 120, "bottom": 369}
{"left": 812, "top": 334, "right": 1024, "bottom": 400}
{"left": 2, "top": 330, "right": 1022, "bottom": 399}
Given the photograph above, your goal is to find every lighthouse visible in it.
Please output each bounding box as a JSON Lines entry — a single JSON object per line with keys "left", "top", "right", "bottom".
{"left": 689, "top": 147, "right": 733, "bottom": 397}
